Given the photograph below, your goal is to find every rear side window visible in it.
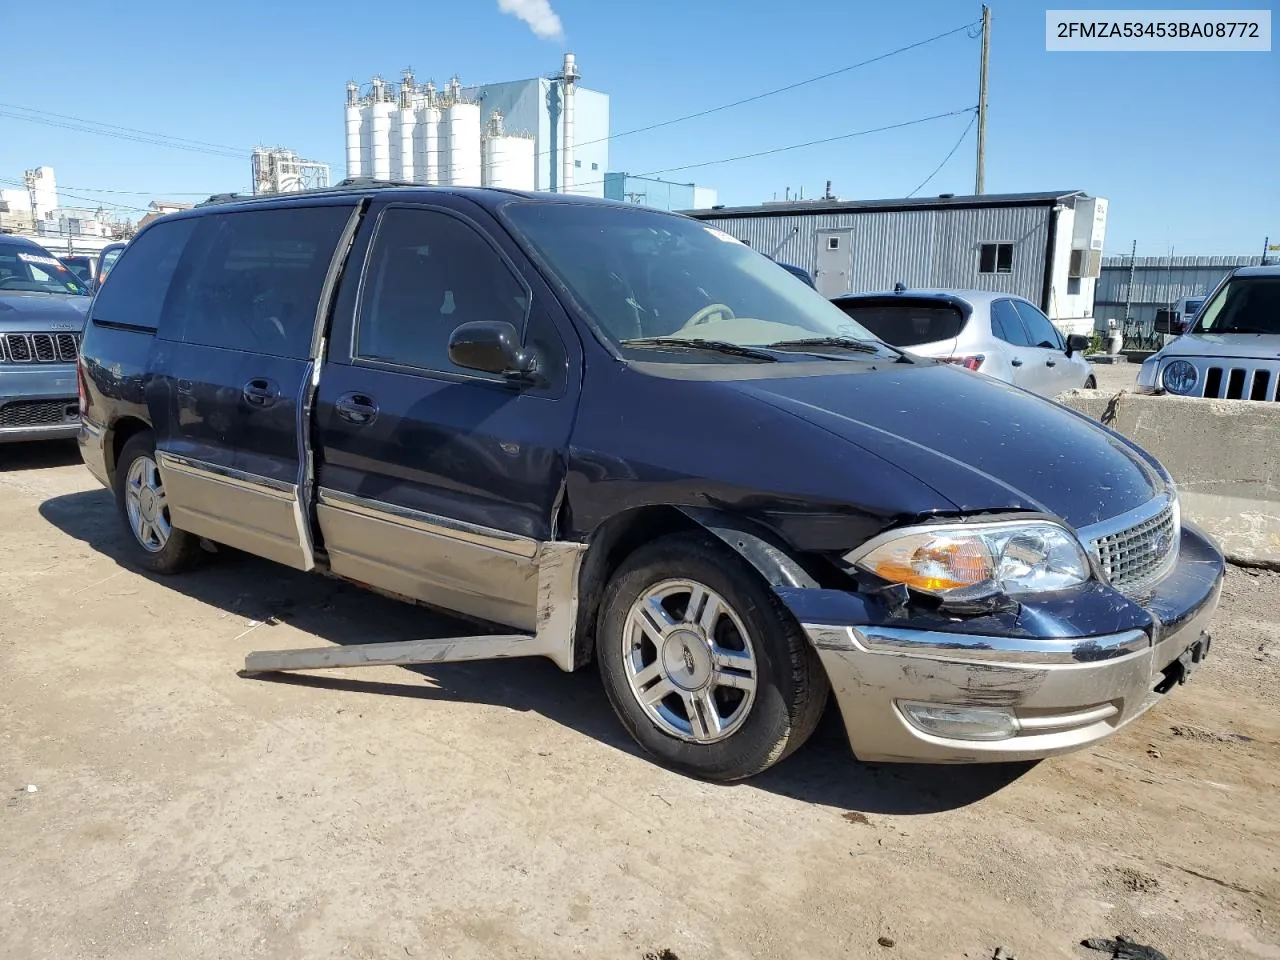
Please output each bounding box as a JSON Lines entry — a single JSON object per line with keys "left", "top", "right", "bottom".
{"left": 355, "top": 206, "right": 530, "bottom": 376}
{"left": 1012, "top": 300, "right": 1064, "bottom": 349}
{"left": 163, "top": 205, "right": 352, "bottom": 359}
{"left": 832, "top": 299, "right": 965, "bottom": 348}
{"left": 990, "top": 299, "right": 1031, "bottom": 346}
{"left": 90, "top": 219, "right": 198, "bottom": 330}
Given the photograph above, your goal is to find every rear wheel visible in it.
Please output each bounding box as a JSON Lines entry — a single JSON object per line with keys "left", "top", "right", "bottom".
{"left": 114, "top": 433, "right": 202, "bottom": 575}
{"left": 1084, "top": 375, "right": 1097, "bottom": 389}
{"left": 597, "top": 532, "right": 829, "bottom": 781}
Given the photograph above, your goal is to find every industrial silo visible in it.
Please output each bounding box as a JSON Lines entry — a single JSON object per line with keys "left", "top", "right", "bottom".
{"left": 445, "top": 100, "right": 481, "bottom": 187}
{"left": 394, "top": 72, "right": 417, "bottom": 182}
{"left": 345, "top": 82, "right": 362, "bottom": 179}
{"left": 414, "top": 81, "right": 442, "bottom": 185}
{"left": 483, "top": 113, "right": 535, "bottom": 190}
{"left": 369, "top": 77, "right": 393, "bottom": 181}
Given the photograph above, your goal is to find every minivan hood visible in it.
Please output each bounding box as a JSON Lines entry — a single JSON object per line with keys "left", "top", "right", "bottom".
{"left": 0, "top": 291, "right": 90, "bottom": 332}
{"left": 1157, "top": 332, "right": 1280, "bottom": 360}
{"left": 734, "top": 362, "right": 1162, "bottom": 528}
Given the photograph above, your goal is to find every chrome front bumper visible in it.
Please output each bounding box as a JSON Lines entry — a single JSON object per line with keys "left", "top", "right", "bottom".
{"left": 800, "top": 526, "right": 1223, "bottom": 764}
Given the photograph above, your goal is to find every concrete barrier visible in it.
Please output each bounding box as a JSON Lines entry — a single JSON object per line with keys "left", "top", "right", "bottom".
{"left": 1056, "top": 389, "right": 1280, "bottom": 568}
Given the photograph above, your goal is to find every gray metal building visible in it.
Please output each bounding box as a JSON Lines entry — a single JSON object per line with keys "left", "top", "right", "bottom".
{"left": 687, "top": 190, "right": 1108, "bottom": 335}
{"left": 1093, "top": 254, "right": 1264, "bottom": 331}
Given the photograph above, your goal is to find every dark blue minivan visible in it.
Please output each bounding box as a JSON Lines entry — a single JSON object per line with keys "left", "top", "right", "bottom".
{"left": 77, "top": 183, "right": 1222, "bottom": 781}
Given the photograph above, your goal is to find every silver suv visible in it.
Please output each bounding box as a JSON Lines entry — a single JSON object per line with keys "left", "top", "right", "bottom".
{"left": 1138, "top": 265, "right": 1280, "bottom": 400}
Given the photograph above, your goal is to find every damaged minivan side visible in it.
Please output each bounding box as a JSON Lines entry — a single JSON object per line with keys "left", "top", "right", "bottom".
{"left": 77, "top": 184, "right": 1224, "bottom": 781}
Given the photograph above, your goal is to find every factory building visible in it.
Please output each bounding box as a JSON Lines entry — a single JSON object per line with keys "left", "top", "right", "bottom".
{"left": 604, "top": 172, "right": 718, "bottom": 212}
{"left": 689, "top": 190, "right": 1108, "bottom": 334}
{"left": 344, "top": 54, "right": 607, "bottom": 196}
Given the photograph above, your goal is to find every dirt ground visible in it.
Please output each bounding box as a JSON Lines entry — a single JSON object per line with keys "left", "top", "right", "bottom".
{"left": 1, "top": 441, "right": 1277, "bottom": 960}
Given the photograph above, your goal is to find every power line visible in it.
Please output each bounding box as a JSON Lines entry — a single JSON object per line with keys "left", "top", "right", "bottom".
{"left": 535, "top": 19, "right": 980, "bottom": 160}
{"left": 570, "top": 106, "right": 977, "bottom": 190}
{"left": 906, "top": 110, "right": 977, "bottom": 197}
{"left": 0, "top": 177, "right": 152, "bottom": 214}
{"left": 0, "top": 110, "right": 245, "bottom": 160}
{"left": 0, "top": 101, "right": 248, "bottom": 155}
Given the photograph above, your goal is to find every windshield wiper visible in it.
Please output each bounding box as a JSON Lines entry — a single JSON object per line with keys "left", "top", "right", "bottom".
{"left": 765, "top": 336, "right": 911, "bottom": 361}
{"left": 1218, "top": 326, "right": 1276, "bottom": 335}
{"left": 621, "top": 337, "right": 778, "bottom": 362}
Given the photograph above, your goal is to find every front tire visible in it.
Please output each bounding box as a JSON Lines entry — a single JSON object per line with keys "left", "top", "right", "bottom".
{"left": 597, "top": 532, "right": 829, "bottom": 781}
{"left": 113, "top": 433, "right": 202, "bottom": 575}
{"left": 1084, "top": 375, "right": 1097, "bottom": 389}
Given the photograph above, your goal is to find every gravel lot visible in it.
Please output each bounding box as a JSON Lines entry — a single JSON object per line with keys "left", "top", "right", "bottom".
{"left": 2, "top": 441, "right": 1277, "bottom": 960}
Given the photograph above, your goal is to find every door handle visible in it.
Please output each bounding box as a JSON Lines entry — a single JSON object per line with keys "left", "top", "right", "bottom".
{"left": 1010, "top": 358, "right": 1023, "bottom": 367}
{"left": 335, "top": 392, "right": 378, "bottom": 425}
{"left": 1046, "top": 359, "right": 1057, "bottom": 367}
{"left": 242, "top": 378, "right": 279, "bottom": 407}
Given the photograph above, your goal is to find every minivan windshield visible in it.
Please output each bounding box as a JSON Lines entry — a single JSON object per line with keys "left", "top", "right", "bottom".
{"left": 1193, "top": 276, "right": 1280, "bottom": 335}
{"left": 0, "top": 241, "right": 89, "bottom": 295}
{"left": 503, "top": 203, "right": 879, "bottom": 361}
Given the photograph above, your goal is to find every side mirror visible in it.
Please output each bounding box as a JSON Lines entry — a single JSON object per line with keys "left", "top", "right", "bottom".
{"left": 448, "top": 320, "right": 537, "bottom": 381}
{"left": 1065, "top": 333, "right": 1091, "bottom": 356}
{"left": 1152, "top": 309, "right": 1178, "bottom": 335}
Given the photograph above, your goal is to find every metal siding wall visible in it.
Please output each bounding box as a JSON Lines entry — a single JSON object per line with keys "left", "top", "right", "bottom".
{"left": 1093, "top": 255, "right": 1263, "bottom": 328}
{"left": 700, "top": 204, "right": 1049, "bottom": 301}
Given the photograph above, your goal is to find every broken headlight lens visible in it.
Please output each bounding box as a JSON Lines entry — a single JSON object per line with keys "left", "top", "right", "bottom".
{"left": 847, "top": 520, "right": 1091, "bottom": 599}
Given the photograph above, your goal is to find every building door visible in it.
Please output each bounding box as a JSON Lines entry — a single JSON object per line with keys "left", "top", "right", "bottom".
{"left": 815, "top": 228, "right": 853, "bottom": 298}
{"left": 149, "top": 202, "right": 356, "bottom": 570}
{"left": 314, "top": 199, "right": 582, "bottom": 630}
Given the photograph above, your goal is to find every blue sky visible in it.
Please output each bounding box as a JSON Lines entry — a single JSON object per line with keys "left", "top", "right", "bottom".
{"left": 0, "top": 0, "right": 1274, "bottom": 255}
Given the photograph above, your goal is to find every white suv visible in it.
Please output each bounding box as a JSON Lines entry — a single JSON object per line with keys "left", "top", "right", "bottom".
{"left": 1137, "top": 265, "right": 1280, "bottom": 400}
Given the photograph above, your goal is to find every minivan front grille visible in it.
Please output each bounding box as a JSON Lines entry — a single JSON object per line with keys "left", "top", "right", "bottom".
{"left": 1085, "top": 497, "right": 1179, "bottom": 598}
{"left": 0, "top": 332, "right": 80, "bottom": 364}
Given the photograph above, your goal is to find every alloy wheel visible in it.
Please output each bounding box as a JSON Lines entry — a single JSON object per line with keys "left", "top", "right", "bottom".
{"left": 125, "top": 455, "right": 171, "bottom": 553}
{"left": 621, "top": 578, "right": 759, "bottom": 743}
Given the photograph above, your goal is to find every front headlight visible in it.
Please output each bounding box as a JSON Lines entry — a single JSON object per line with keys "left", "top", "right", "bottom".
{"left": 846, "top": 520, "right": 1091, "bottom": 599}
{"left": 1162, "top": 360, "right": 1198, "bottom": 395}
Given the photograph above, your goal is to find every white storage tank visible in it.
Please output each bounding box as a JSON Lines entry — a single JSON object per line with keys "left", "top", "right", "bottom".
{"left": 415, "top": 101, "right": 442, "bottom": 184}
{"left": 369, "top": 78, "right": 393, "bottom": 181}
{"left": 485, "top": 135, "right": 535, "bottom": 190}
{"left": 345, "top": 83, "right": 362, "bottom": 179}
{"left": 445, "top": 102, "right": 481, "bottom": 187}
{"left": 395, "top": 107, "right": 417, "bottom": 182}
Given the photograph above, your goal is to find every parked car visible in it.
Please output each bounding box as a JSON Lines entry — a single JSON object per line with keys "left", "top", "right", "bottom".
{"left": 59, "top": 253, "right": 99, "bottom": 290}
{"left": 0, "top": 236, "right": 92, "bottom": 442}
{"left": 831, "top": 288, "right": 1096, "bottom": 397}
{"left": 1138, "top": 265, "right": 1280, "bottom": 399}
{"left": 78, "top": 185, "right": 1221, "bottom": 781}
{"left": 94, "top": 242, "right": 127, "bottom": 288}
{"left": 773, "top": 261, "right": 815, "bottom": 287}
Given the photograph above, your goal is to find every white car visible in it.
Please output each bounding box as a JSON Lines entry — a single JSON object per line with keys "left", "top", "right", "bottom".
{"left": 832, "top": 288, "right": 1095, "bottom": 397}
{"left": 1138, "top": 265, "right": 1280, "bottom": 400}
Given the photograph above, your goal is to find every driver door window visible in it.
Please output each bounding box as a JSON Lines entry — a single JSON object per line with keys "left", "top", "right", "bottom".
{"left": 356, "top": 207, "right": 530, "bottom": 377}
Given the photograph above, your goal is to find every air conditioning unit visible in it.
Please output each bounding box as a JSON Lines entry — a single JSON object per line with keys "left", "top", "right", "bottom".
{"left": 1069, "top": 248, "right": 1102, "bottom": 279}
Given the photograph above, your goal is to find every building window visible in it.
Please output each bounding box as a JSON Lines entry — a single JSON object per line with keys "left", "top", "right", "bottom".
{"left": 591, "top": 162, "right": 598, "bottom": 171}
{"left": 574, "top": 160, "right": 582, "bottom": 168}
{"left": 1067, "top": 277, "right": 1081, "bottom": 296}
{"left": 978, "top": 242, "right": 1013, "bottom": 274}
{"left": 827, "top": 236, "right": 840, "bottom": 250}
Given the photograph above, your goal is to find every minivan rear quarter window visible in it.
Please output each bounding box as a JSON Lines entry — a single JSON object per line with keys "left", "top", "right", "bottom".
{"left": 833, "top": 298, "right": 965, "bottom": 348}
{"left": 163, "top": 205, "right": 352, "bottom": 359}
{"left": 90, "top": 219, "right": 198, "bottom": 330}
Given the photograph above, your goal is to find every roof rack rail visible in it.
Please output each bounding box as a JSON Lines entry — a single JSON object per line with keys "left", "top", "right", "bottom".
{"left": 196, "top": 178, "right": 426, "bottom": 207}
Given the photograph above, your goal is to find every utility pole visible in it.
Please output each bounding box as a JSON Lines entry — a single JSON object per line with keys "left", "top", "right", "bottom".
{"left": 1263, "top": 235, "right": 1271, "bottom": 266}
{"left": 1123, "top": 239, "right": 1137, "bottom": 322}
{"left": 974, "top": 4, "right": 990, "bottom": 195}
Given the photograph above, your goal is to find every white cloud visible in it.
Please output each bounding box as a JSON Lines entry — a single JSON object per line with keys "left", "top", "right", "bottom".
{"left": 497, "top": 0, "right": 564, "bottom": 41}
